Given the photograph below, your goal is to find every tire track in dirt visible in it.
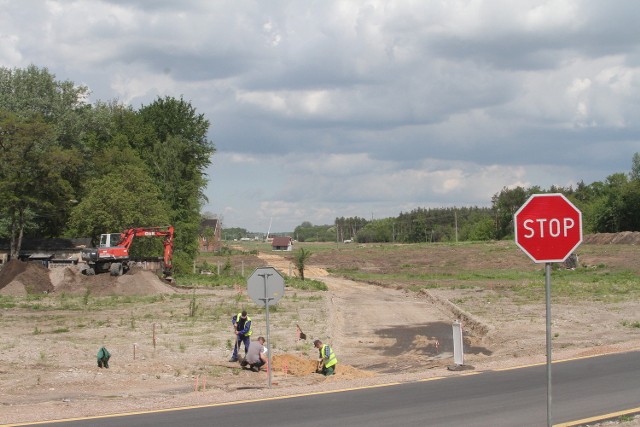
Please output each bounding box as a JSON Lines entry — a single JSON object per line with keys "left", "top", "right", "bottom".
{"left": 319, "top": 276, "right": 456, "bottom": 373}
{"left": 255, "top": 251, "right": 458, "bottom": 373}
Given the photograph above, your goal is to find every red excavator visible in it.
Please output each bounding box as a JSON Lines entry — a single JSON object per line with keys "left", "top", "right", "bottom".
{"left": 81, "top": 225, "right": 174, "bottom": 278}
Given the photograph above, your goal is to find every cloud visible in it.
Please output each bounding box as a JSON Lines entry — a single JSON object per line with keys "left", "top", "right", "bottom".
{"left": 1, "top": 0, "right": 639, "bottom": 232}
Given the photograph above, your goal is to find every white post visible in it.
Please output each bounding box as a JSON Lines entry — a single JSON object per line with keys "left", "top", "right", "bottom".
{"left": 452, "top": 320, "right": 464, "bottom": 366}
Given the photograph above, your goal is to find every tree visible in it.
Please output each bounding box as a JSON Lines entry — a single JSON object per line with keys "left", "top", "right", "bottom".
{"left": 334, "top": 216, "right": 368, "bottom": 242}
{"left": 0, "top": 66, "right": 89, "bottom": 238}
{"left": 138, "top": 97, "right": 216, "bottom": 259}
{"left": 0, "top": 110, "right": 79, "bottom": 257}
{"left": 592, "top": 173, "right": 629, "bottom": 232}
{"left": 0, "top": 65, "right": 89, "bottom": 125}
{"left": 618, "top": 180, "right": 640, "bottom": 231}
{"left": 222, "top": 227, "right": 249, "bottom": 241}
{"left": 293, "top": 248, "right": 312, "bottom": 281}
{"left": 356, "top": 218, "right": 394, "bottom": 243}
{"left": 491, "top": 186, "right": 531, "bottom": 239}
{"left": 293, "top": 222, "right": 334, "bottom": 242}
{"left": 66, "top": 164, "right": 170, "bottom": 243}
{"left": 631, "top": 152, "right": 640, "bottom": 181}
{"left": 463, "top": 218, "right": 496, "bottom": 241}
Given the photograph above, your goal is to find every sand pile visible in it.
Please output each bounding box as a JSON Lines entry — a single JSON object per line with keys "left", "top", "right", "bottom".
{"left": 52, "top": 266, "right": 176, "bottom": 296}
{"left": 0, "top": 260, "right": 175, "bottom": 297}
{"left": 271, "top": 354, "right": 374, "bottom": 379}
{"left": 0, "top": 260, "right": 54, "bottom": 296}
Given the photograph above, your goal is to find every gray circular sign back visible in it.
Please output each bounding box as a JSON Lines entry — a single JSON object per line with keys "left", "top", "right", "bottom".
{"left": 247, "top": 266, "right": 285, "bottom": 307}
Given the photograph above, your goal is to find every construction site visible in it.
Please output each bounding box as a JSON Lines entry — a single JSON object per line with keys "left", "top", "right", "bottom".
{"left": 1, "top": 235, "right": 640, "bottom": 424}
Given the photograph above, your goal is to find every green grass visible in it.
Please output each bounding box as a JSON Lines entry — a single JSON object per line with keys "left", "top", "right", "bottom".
{"left": 330, "top": 267, "right": 539, "bottom": 286}
{"left": 621, "top": 320, "right": 640, "bottom": 328}
{"left": 173, "top": 273, "right": 245, "bottom": 288}
{"left": 285, "top": 277, "right": 327, "bottom": 291}
{"left": 0, "top": 297, "right": 17, "bottom": 308}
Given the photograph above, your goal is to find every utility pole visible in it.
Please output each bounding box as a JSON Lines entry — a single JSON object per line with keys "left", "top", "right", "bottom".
{"left": 455, "top": 210, "right": 458, "bottom": 243}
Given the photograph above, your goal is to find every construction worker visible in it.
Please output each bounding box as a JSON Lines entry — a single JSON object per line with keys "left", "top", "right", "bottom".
{"left": 97, "top": 346, "right": 110, "bottom": 368}
{"left": 229, "top": 310, "right": 252, "bottom": 362}
{"left": 241, "top": 336, "right": 268, "bottom": 372}
{"left": 314, "top": 339, "right": 337, "bottom": 376}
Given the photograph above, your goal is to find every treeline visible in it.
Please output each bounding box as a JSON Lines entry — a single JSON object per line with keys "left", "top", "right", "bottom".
{"left": 0, "top": 65, "right": 215, "bottom": 271}
{"left": 292, "top": 153, "right": 640, "bottom": 243}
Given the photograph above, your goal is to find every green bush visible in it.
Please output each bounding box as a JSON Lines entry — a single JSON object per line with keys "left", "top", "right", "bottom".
{"left": 172, "top": 251, "right": 194, "bottom": 274}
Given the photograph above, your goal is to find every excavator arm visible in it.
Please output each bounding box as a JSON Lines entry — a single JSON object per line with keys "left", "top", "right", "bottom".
{"left": 117, "top": 226, "right": 175, "bottom": 275}
{"left": 83, "top": 225, "right": 175, "bottom": 278}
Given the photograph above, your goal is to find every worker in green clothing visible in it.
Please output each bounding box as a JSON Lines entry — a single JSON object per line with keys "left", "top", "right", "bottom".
{"left": 314, "top": 339, "right": 337, "bottom": 376}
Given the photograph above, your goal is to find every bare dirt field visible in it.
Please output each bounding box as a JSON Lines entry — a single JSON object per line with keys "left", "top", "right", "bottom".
{"left": 1, "top": 235, "right": 640, "bottom": 425}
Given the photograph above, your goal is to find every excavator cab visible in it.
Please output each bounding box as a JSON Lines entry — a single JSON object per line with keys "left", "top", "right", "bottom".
{"left": 99, "top": 233, "right": 123, "bottom": 248}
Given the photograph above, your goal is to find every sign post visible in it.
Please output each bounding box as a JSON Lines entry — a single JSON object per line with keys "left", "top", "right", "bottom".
{"left": 514, "top": 193, "right": 582, "bottom": 427}
{"left": 247, "top": 266, "right": 285, "bottom": 388}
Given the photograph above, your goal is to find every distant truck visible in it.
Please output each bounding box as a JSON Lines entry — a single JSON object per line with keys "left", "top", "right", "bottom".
{"left": 80, "top": 226, "right": 174, "bottom": 278}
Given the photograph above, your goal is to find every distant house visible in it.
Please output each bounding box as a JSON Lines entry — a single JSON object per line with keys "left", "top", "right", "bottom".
{"left": 199, "top": 219, "right": 222, "bottom": 252}
{"left": 271, "top": 236, "right": 293, "bottom": 251}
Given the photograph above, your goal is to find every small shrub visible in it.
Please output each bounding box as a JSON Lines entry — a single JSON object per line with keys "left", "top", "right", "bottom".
{"left": 188, "top": 292, "right": 198, "bottom": 317}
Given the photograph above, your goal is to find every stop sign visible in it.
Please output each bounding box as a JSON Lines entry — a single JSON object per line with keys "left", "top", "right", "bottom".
{"left": 247, "top": 267, "right": 285, "bottom": 307}
{"left": 514, "top": 193, "right": 583, "bottom": 263}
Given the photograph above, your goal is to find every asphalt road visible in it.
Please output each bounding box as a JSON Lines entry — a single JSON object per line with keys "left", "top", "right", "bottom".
{"left": 11, "top": 351, "right": 640, "bottom": 427}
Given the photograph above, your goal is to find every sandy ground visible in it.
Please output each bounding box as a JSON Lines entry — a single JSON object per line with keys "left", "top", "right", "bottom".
{"left": 1, "top": 244, "right": 639, "bottom": 426}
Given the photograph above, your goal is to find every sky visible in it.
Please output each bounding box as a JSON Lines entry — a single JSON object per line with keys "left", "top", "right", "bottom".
{"left": 2, "top": 1, "right": 640, "bottom": 233}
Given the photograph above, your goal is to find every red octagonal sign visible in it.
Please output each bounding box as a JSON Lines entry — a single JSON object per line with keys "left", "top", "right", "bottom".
{"left": 514, "top": 193, "right": 583, "bottom": 263}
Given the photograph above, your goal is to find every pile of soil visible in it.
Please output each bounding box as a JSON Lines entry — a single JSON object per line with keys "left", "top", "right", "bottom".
{"left": 52, "top": 265, "right": 176, "bottom": 296}
{"left": 0, "top": 260, "right": 53, "bottom": 296}
{"left": 584, "top": 231, "right": 640, "bottom": 244}
{"left": 304, "top": 232, "right": 639, "bottom": 247}
{"left": 271, "top": 354, "right": 374, "bottom": 379}
{"left": 0, "top": 260, "right": 175, "bottom": 297}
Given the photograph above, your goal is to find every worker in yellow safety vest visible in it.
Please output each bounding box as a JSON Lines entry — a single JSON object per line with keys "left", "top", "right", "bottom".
{"left": 229, "top": 310, "right": 252, "bottom": 362}
{"left": 314, "top": 339, "right": 337, "bottom": 376}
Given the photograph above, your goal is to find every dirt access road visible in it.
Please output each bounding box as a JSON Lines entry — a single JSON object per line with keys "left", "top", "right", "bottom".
{"left": 257, "top": 252, "right": 459, "bottom": 371}
{"left": 259, "top": 252, "right": 460, "bottom": 371}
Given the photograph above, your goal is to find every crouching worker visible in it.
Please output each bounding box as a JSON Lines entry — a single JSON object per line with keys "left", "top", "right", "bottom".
{"left": 314, "top": 339, "right": 337, "bottom": 376}
{"left": 241, "top": 336, "right": 268, "bottom": 372}
{"left": 97, "top": 346, "right": 111, "bottom": 368}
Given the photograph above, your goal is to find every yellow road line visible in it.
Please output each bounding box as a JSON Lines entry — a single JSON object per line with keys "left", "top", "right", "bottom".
{"left": 4, "top": 347, "right": 639, "bottom": 427}
{"left": 493, "top": 346, "right": 640, "bottom": 372}
{"left": 554, "top": 407, "right": 640, "bottom": 426}
{"left": 1, "top": 381, "right": 403, "bottom": 427}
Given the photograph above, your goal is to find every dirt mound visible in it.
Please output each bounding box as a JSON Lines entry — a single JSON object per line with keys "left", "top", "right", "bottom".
{"left": 0, "top": 260, "right": 54, "bottom": 295}
{"left": 584, "top": 231, "right": 640, "bottom": 245}
{"left": 272, "top": 354, "right": 374, "bottom": 379}
{"left": 0, "top": 260, "right": 176, "bottom": 297}
{"left": 52, "top": 266, "right": 176, "bottom": 296}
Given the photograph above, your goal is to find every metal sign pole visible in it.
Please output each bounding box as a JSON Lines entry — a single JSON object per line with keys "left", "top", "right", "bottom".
{"left": 259, "top": 273, "right": 273, "bottom": 388}
{"left": 545, "top": 262, "right": 552, "bottom": 427}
